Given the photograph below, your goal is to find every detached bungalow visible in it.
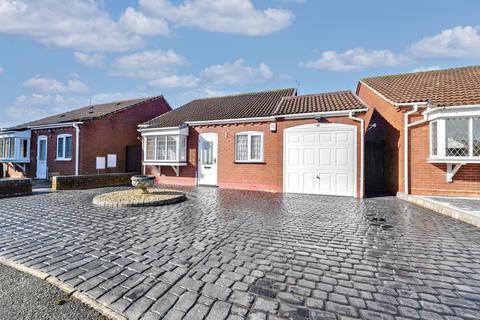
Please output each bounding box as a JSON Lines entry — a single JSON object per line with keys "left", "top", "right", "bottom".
{"left": 358, "top": 65, "right": 480, "bottom": 197}
{"left": 139, "top": 89, "right": 368, "bottom": 197}
{"left": 0, "top": 96, "right": 171, "bottom": 179}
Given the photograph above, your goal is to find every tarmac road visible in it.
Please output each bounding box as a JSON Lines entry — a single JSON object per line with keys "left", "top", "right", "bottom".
{"left": 0, "top": 264, "right": 107, "bottom": 320}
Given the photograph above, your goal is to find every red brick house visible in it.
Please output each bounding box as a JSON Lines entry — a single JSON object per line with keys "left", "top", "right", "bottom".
{"left": 139, "top": 89, "right": 368, "bottom": 197}
{"left": 357, "top": 65, "right": 480, "bottom": 197}
{"left": 0, "top": 96, "right": 171, "bottom": 179}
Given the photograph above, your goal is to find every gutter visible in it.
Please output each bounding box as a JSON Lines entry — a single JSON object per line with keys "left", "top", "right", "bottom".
{"left": 149, "top": 109, "right": 370, "bottom": 128}
{"left": 404, "top": 105, "right": 428, "bottom": 194}
{"left": 349, "top": 112, "right": 365, "bottom": 198}
{"left": 29, "top": 122, "right": 83, "bottom": 130}
{"left": 73, "top": 124, "right": 81, "bottom": 176}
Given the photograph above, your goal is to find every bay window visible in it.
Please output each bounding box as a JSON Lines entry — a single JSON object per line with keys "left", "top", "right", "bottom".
{"left": 57, "top": 134, "right": 72, "bottom": 160}
{"left": 235, "top": 132, "right": 264, "bottom": 162}
{"left": 0, "top": 137, "right": 15, "bottom": 159}
{"left": 430, "top": 117, "right": 480, "bottom": 160}
{"left": 144, "top": 135, "right": 187, "bottom": 163}
{"left": 0, "top": 131, "right": 31, "bottom": 162}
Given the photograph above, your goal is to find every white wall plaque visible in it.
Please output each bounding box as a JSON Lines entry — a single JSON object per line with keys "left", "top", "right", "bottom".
{"left": 107, "top": 154, "right": 117, "bottom": 168}
{"left": 96, "top": 157, "right": 106, "bottom": 170}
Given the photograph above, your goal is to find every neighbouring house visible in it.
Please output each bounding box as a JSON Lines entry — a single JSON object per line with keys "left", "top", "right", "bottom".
{"left": 0, "top": 96, "right": 171, "bottom": 179}
{"left": 139, "top": 88, "right": 368, "bottom": 197}
{"left": 357, "top": 65, "right": 480, "bottom": 197}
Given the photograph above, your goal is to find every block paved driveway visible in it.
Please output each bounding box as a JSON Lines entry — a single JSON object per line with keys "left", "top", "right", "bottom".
{"left": 0, "top": 187, "right": 479, "bottom": 320}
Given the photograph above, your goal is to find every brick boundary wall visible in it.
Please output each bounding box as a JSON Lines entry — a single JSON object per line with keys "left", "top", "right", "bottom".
{"left": 52, "top": 173, "right": 138, "bottom": 191}
{"left": 0, "top": 178, "right": 32, "bottom": 198}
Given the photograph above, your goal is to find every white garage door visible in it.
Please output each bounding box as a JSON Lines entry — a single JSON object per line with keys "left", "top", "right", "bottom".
{"left": 284, "top": 123, "right": 356, "bottom": 197}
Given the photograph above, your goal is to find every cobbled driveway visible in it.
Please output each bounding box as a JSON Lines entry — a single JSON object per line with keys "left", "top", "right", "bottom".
{"left": 0, "top": 187, "right": 479, "bottom": 320}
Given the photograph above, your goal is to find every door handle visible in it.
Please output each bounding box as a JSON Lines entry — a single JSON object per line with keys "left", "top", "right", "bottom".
{"left": 316, "top": 175, "right": 320, "bottom": 179}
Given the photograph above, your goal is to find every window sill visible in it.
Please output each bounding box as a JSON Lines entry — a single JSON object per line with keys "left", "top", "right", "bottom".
{"left": 143, "top": 160, "right": 188, "bottom": 166}
{"left": 234, "top": 161, "right": 266, "bottom": 164}
{"left": 0, "top": 158, "right": 30, "bottom": 163}
{"left": 428, "top": 157, "right": 480, "bottom": 164}
{"left": 55, "top": 158, "right": 72, "bottom": 162}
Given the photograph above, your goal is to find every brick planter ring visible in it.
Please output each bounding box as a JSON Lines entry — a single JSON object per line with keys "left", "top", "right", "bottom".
{"left": 92, "top": 189, "right": 186, "bottom": 207}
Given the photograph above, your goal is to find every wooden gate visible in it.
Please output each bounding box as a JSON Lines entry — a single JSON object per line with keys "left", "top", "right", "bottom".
{"left": 126, "top": 145, "right": 141, "bottom": 173}
{"left": 365, "top": 141, "right": 387, "bottom": 196}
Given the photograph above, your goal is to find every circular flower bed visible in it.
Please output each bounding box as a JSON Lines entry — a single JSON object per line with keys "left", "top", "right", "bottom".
{"left": 93, "top": 188, "right": 186, "bottom": 207}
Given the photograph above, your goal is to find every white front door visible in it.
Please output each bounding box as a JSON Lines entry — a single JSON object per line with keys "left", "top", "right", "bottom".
{"left": 36, "top": 136, "right": 48, "bottom": 179}
{"left": 284, "top": 123, "right": 356, "bottom": 197}
{"left": 198, "top": 133, "right": 218, "bottom": 186}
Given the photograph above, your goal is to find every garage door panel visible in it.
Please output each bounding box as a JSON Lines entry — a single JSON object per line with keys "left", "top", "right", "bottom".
{"left": 319, "top": 133, "right": 332, "bottom": 143}
{"left": 288, "top": 134, "right": 301, "bottom": 143}
{"left": 303, "top": 148, "right": 315, "bottom": 166}
{"left": 336, "top": 132, "right": 350, "bottom": 143}
{"left": 335, "top": 148, "right": 349, "bottom": 167}
{"left": 285, "top": 126, "right": 356, "bottom": 197}
{"left": 336, "top": 174, "right": 350, "bottom": 193}
{"left": 319, "top": 148, "right": 332, "bottom": 166}
{"left": 303, "top": 134, "right": 316, "bottom": 144}
{"left": 288, "top": 149, "right": 300, "bottom": 166}
{"left": 287, "top": 172, "right": 300, "bottom": 190}
{"left": 318, "top": 173, "right": 331, "bottom": 191}
{"left": 303, "top": 173, "right": 316, "bottom": 191}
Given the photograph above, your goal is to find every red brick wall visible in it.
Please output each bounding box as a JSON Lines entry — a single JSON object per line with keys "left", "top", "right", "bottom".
{"left": 80, "top": 97, "right": 171, "bottom": 174}
{"left": 148, "top": 116, "right": 365, "bottom": 197}
{"left": 357, "top": 82, "right": 480, "bottom": 197}
{"left": 4, "top": 97, "right": 171, "bottom": 179}
{"left": 4, "top": 127, "right": 77, "bottom": 178}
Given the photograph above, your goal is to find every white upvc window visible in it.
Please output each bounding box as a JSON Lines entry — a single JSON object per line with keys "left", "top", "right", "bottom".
{"left": 235, "top": 131, "right": 264, "bottom": 162}
{"left": 0, "top": 137, "right": 15, "bottom": 159}
{"left": 56, "top": 134, "right": 72, "bottom": 161}
{"left": 144, "top": 135, "right": 187, "bottom": 163}
{"left": 429, "top": 117, "right": 480, "bottom": 160}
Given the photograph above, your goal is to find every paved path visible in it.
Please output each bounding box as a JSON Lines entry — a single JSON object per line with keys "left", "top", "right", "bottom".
{"left": 0, "top": 264, "right": 105, "bottom": 320}
{"left": 425, "top": 196, "right": 480, "bottom": 216}
{"left": 0, "top": 187, "right": 479, "bottom": 320}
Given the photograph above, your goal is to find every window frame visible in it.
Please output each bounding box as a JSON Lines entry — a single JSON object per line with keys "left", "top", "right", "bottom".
{"left": 56, "top": 134, "right": 73, "bottom": 161}
{"left": 19, "top": 139, "right": 29, "bottom": 159}
{"left": 235, "top": 131, "right": 264, "bottom": 163}
{"left": 144, "top": 134, "right": 187, "bottom": 163}
{"left": 429, "top": 117, "right": 480, "bottom": 161}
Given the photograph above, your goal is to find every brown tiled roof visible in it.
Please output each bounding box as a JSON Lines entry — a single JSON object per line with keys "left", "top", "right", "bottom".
{"left": 276, "top": 91, "right": 366, "bottom": 115}
{"left": 361, "top": 65, "right": 480, "bottom": 107}
{"left": 142, "top": 88, "right": 296, "bottom": 128}
{"left": 8, "top": 96, "right": 167, "bottom": 130}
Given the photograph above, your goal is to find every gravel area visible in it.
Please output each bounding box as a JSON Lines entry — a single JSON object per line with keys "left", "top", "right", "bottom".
{"left": 93, "top": 188, "right": 186, "bottom": 207}
{"left": 0, "top": 264, "right": 106, "bottom": 320}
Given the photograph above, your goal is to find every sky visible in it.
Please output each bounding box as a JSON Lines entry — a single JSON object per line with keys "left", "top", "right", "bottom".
{"left": 1, "top": 0, "right": 480, "bottom": 128}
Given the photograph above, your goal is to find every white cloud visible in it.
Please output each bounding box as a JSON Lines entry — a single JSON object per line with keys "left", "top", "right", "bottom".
{"left": 138, "top": 0, "right": 294, "bottom": 36}
{"left": 111, "top": 50, "right": 274, "bottom": 89}
{"left": 303, "top": 25, "right": 480, "bottom": 73}
{"left": 0, "top": 0, "right": 143, "bottom": 52}
{"left": 201, "top": 59, "right": 273, "bottom": 85}
{"left": 74, "top": 52, "right": 106, "bottom": 67}
{"left": 119, "top": 7, "right": 169, "bottom": 36}
{"left": 111, "top": 49, "right": 189, "bottom": 80}
{"left": 22, "top": 77, "right": 89, "bottom": 94}
{"left": 409, "top": 26, "right": 480, "bottom": 59}
{"left": 302, "top": 48, "right": 406, "bottom": 72}
{"left": 411, "top": 66, "right": 441, "bottom": 73}
{"left": 148, "top": 75, "right": 200, "bottom": 88}
{"left": 0, "top": 66, "right": 4, "bottom": 75}
{"left": 1, "top": 94, "right": 78, "bottom": 128}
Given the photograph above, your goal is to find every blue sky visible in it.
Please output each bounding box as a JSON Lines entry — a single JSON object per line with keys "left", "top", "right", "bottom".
{"left": 1, "top": 0, "right": 479, "bottom": 128}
